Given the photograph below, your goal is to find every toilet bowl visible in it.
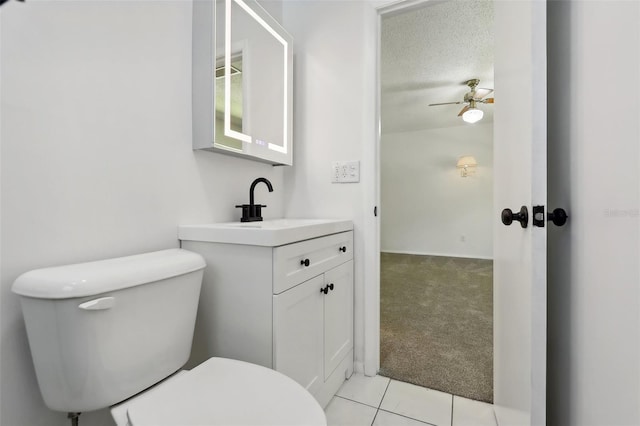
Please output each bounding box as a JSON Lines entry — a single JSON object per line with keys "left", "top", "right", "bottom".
{"left": 12, "top": 249, "right": 326, "bottom": 425}
{"left": 111, "top": 357, "right": 326, "bottom": 426}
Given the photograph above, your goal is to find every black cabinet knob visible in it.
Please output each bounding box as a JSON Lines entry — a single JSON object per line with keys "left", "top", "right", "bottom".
{"left": 548, "top": 208, "right": 568, "bottom": 226}
{"left": 300, "top": 258, "right": 310, "bottom": 267}
{"left": 501, "top": 206, "right": 529, "bottom": 228}
{"left": 339, "top": 246, "right": 347, "bottom": 253}
{"left": 320, "top": 284, "right": 335, "bottom": 295}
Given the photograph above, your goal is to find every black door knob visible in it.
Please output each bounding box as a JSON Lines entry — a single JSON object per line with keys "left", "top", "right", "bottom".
{"left": 328, "top": 283, "right": 334, "bottom": 291}
{"left": 548, "top": 208, "right": 568, "bottom": 226}
{"left": 501, "top": 206, "right": 529, "bottom": 228}
{"left": 339, "top": 246, "right": 346, "bottom": 253}
{"left": 300, "top": 258, "right": 310, "bottom": 267}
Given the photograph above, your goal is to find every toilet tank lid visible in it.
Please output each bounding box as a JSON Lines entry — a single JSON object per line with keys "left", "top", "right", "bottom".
{"left": 12, "top": 249, "right": 206, "bottom": 299}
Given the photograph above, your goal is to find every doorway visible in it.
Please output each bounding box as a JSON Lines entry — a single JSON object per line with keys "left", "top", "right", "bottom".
{"left": 378, "top": 0, "right": 495, "bottom": 403}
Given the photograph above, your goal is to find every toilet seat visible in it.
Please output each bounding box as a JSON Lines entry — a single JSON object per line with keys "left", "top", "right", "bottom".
{"left": 112, "top": 357, "right": 326, "bottom": 426}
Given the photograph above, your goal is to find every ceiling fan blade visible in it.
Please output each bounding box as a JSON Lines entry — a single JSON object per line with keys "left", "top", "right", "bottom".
{"left": 474, "top": 88, "right": 494, "bottom": 99}
{"left": 428, "top": 101, "right": 463, "bottom": 106}
{"left": 457, "top": 105, "right": 470, "bottom": 116}
{"left": 480, "top": 97, "right": 495, "bottom": 104}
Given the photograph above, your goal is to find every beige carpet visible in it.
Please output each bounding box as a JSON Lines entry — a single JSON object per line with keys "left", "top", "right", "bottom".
{"left": 379, "top": 253, "right": 493, "bottom": 403}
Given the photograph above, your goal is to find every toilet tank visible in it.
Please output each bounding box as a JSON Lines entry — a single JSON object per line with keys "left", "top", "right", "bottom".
{"left": 11, "top": 249, "right": 206, "bottom": 413}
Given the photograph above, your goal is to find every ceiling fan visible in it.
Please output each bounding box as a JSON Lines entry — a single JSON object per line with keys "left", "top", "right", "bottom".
{"left": 428, "top": 79, "right": 494, "bottom": 123}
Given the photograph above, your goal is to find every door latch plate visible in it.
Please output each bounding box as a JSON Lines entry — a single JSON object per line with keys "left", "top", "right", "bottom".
{"left": 533, "top": 205, "right": 545, "bottom": 227}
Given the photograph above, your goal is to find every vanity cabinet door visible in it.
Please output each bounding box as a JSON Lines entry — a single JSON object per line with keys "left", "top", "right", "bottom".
{"left": 323, "top": 260, "right": 354, "bottom": 380}
{"left": 273, "top": 275, "right": 324, "bottom": 396}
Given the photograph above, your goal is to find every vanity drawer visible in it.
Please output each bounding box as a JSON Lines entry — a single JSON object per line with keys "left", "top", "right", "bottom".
{"left": 273, "top": 231, "right": 353, "bottom": 294}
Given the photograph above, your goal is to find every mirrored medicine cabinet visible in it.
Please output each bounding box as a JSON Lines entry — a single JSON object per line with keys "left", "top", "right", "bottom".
{"left": 192, "top": 0, "right": 293, "bottom": 166}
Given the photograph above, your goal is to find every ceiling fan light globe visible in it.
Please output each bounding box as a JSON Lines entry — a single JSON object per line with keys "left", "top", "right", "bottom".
{"left": 462, "top": 107, "right": 483, "bottom": 124}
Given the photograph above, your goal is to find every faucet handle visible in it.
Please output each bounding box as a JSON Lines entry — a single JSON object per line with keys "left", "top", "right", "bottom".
{"left": 235, "top": 203, "right": 268, "bottom": 222}
{"left": 254, "top": 205, "right": 265, "bottom": 219}
{"left": 235, "top": 204, "right": 250, "bottom": 222}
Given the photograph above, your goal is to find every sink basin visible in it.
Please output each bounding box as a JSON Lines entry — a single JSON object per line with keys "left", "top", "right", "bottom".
{"left": 178, "top": 218, "right": 353, "bottom": 246}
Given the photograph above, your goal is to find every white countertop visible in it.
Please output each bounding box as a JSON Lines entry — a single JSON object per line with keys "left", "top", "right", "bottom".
{"left": 178, "top": 218, "right": 353, "bottom": 247}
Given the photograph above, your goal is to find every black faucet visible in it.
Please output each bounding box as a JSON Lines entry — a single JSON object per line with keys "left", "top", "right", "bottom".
{"left": 236, "top": 177, "right": 274, "bottom": 222}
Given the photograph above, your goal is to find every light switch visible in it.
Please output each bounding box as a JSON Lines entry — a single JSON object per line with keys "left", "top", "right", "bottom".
{"left": 331, "top": 161, "right": 360, "bottom": 183}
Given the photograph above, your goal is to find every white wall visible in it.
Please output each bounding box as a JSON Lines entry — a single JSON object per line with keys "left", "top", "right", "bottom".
{"left": 281, "top": 0, "right": 377, "bottom": 373}
{"left": 0, "top": 2, "right": 284, "bottom": 425}
{"left": 547, "top": 1, "right": 640, "bottom": 424}
{"left": 381, "top": 124, "right": 493, "bottom": 259}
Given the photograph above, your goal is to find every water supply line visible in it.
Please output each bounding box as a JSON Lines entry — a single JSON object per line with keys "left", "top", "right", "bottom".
{"left": 68, "top": 412, "right": 81, "bottom": 426}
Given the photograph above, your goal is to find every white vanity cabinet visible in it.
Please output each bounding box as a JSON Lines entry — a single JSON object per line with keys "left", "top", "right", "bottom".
{"left": 179, "top": 224, "right": 354, "bottom": 408}
{"left": 273, "top": 260, "right": 353, "bottom": 402}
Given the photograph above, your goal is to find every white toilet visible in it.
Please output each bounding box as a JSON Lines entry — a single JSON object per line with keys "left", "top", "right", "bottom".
{"left": 12, "top": 248, "right": 326, "bottom": 426}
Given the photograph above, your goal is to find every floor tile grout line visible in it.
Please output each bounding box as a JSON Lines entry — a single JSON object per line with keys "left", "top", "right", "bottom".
{"left": 371, "top": 378, "right": 391, "bottom": 426}
{"left": 335, "top": 395, "right": 380, "bottom": 410}
{"left": 334, "top": 375, "right": 494, "bottom": 426}
{"left": 377, "top": 378, "right": 451, "bottom": 426}
{"left": 370, "top": 409, "right": 379, "bottom": 426}
{"left": 371, "top": 376, "right": 391, "bottom": 426}
{"left": 491, "top": 402, "right": 499, "bottom": 426}
{"left": 378, "top": 378, "right": 392, "bottom": 409}
{"left": 376, "top": 408, "right": 438, "bottom": 426}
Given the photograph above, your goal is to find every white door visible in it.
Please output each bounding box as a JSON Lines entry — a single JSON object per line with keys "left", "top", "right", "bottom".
{"left": 493, "top": 1, "right": 547, "bottom": 425}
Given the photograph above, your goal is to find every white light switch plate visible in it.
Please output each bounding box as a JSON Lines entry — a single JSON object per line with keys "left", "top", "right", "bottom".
{"left": 332, "top": 161, "right": 360, "bottom": 183}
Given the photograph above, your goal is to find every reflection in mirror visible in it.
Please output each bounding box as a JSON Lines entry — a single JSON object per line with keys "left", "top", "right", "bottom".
{"left": 192, "top": 0, "right": 292, "bottom": 165}
{"left": 224, "top": 0, "right": 288, "bottom": 155}
{"left": 214, "top": 54, "right": 243, "bottom": 152}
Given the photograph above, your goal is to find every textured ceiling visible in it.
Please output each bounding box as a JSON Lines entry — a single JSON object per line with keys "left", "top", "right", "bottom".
{"left": 381, "top": 0, "right": 494, "bottom": 134}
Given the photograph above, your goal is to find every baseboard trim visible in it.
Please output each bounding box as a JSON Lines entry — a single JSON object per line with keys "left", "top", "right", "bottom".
{"left": 381, "top": 250, "right": 493, "bottom": 261}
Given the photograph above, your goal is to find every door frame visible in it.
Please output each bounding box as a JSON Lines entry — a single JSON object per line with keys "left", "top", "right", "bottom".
{"left": 364, "top": 2, "right": 547, "bottom": 423}
{"left": 362, "top": 0, "right": 435, "bottom": 377}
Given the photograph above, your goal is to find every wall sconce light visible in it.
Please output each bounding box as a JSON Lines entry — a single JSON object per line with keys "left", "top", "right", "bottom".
{"left": 457, "top": 156, "right": 478, "bottom": 177}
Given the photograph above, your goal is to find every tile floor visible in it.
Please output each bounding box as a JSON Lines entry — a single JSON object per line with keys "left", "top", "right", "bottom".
{"left": 325, "top": 373, "right": 497, "bottom": 426}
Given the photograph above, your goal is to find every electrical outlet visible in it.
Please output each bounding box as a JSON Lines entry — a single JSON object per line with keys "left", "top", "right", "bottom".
{"left": 331, "top": 161, "right": 360, "bottom": 183}
{"left": 332, "top": 162, "right": 341, "bottom": 182}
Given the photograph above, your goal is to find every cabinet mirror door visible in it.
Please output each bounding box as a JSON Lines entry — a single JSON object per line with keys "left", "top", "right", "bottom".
{"left": 193, "top": 0, "right": 293, "bottom": 166}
